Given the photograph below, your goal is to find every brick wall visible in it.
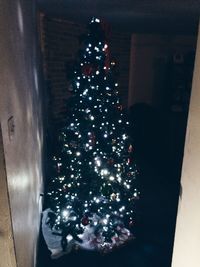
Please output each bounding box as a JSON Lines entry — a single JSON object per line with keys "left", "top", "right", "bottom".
{"left": 40, "top": 14, "right": 131, "bottom": 127}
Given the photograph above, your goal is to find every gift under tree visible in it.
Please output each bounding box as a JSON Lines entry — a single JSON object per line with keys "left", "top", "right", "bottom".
{"left": 44, "top": 17, "right": 140, "bottom": 256}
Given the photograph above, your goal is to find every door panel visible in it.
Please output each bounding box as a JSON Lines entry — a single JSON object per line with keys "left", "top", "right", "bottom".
{"left": 0, "top": 125, "right": 17, "bottom": 267}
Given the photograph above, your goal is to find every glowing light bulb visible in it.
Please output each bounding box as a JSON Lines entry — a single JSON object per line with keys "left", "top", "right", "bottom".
{"left": 101, "top": 169, "right": 108, "bottom": 176}
{"left": 109, "top": 176, "right": 115, "bottom": 181}
{"left": 119, "top": 206, "right": 125, "bottom": 212}
{"left": 94, "top": 197, "right": 100, "bottom": 203}
{"left": 117, "top": 176, "right": 122, "bottom": 183}
{"left": 62, "top": 210, "right": 70, "bottom": 218}
{"left": 83, "top": 89, "right": 88, "bottom": 95}
{"left": 102, "top": 218, "right": 108, "bottom": 225}
{"left": 116, "top": 197, "right": 121, "bottom": 202}
{"left": 95, "top": 159, "right": 101, "bottom": 167}
{"left": 122, "top": 134, "right": 127, "bottom": 140}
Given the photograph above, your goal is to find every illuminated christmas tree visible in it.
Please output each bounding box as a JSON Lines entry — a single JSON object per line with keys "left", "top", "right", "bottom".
{"left": 46, "top": 18, "right": 139, "bottom": 254}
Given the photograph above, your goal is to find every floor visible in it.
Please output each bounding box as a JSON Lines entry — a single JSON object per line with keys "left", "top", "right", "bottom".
{"left": 37, "top": 104, "right": 183, "bottom": 267}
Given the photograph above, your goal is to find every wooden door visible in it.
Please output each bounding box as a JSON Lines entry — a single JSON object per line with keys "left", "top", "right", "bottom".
{"left": 0, "top": 125, "right": 17, "bottom": 267}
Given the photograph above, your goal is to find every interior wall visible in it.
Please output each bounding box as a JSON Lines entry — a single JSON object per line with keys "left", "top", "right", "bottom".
{"left": 0, "top": 1, "right": 43, "bottom": 267}
{"left": 128, "top": 34, "right": 196, "bottom": 109}
{"left": 171, "top": 22, "right": 200, "bottom": 267}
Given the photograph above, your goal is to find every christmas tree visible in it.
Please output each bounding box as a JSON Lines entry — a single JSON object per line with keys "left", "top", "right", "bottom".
{"left": 46, "top": 17, "right": 139, "bottom": 254}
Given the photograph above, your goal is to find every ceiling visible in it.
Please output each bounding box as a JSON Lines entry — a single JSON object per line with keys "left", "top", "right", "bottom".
{"left": 38, "top": 0, "right": 200, "bottom": 34}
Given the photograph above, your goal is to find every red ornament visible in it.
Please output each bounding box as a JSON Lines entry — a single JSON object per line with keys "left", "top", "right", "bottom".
{"left": 90, "top": 132, "right": 96, "bottom": 146}
{"left": 81, "top": 216, "right": 89, "bottom": 226}
{"left": 112, "top": 138, "right": 116, "bottom": 144}
{"left": 128, "top": 145, "right": 133, "bottom": 153}
{"left": 104, "top": 48, "right": 110, "bottom": 71}
{"left": 82, "top": 64, "right": 93, "bottom": 76}
{"left": 57, "top": 163, "right": 62, "bottom": 173}
{"left": 63, "top": 184, "right": 68, "bottom": 192}
{"left": 127, "top": 158, "right": 131, "bottom": 164}
{"left": 107, "top": 158, "right": 114, "bottom": 165}
{"left": 117, "top": 105, "right": 123, "bottom": 111}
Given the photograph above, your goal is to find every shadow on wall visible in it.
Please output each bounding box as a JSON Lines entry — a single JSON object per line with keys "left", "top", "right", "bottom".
{"left": 129, "top": 103, "right": 169, "bottom": 174}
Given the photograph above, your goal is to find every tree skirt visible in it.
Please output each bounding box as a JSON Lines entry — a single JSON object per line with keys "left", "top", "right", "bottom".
{"left": 42, "top": 209, "right": 134, "bottom": 259}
